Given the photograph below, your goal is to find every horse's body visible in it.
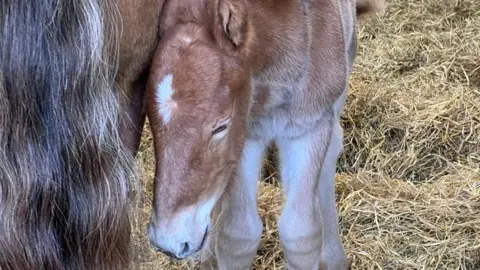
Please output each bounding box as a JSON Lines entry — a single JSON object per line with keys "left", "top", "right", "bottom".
{"left": 146, "top": 0, "right": 380, "bottom": 269}
{"left": 0, "top": 0, "right": 163, "bottom": 269}
{"left": 117, "top": 0, "right": 165, "bottom": 153}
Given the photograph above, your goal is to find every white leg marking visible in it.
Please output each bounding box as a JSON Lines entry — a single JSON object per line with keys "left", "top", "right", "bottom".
{"left": 201, "top": 139, "right": 266, "bottom": 270}
{"left": 317, "top": 122, "right": 348, "bottom": 270}
{"left": 276, "top": 118, "right": 347, "bottom": 270}
{"left": 156, "top": 74, "right": 177, "bottom": 123}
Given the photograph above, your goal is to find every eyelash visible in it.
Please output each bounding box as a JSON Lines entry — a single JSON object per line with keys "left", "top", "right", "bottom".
{"left": 212, "top": 125, "right": 227, "bottom": 135}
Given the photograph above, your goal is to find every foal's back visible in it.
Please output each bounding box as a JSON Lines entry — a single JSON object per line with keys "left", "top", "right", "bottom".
{"left": 242, "top": 0, "right": 358, "bottom": 142}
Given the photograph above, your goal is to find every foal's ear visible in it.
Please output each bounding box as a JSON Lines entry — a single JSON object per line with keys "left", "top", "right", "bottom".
{"left": 217, "top": 0, "right": 247, "bottom": 48}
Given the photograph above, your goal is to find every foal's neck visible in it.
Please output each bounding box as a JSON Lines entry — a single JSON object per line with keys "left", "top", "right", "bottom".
{"left": 246, "top": 0, "right": 310, "bottom": 85}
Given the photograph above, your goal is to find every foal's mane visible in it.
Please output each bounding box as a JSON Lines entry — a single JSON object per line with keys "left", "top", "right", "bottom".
{"left": 0, "top": 1, "right": 137, "bottom": 269}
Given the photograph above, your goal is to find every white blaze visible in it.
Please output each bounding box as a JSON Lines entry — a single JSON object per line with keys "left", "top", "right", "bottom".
{"left": 181, "top": 35, "right": 193, "bottom": 44}
{"left": 156, "top": 74, "right": 177, "bottom": 123}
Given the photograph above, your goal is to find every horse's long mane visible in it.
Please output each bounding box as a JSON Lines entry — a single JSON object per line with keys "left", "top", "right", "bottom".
{"left": 0, "top": 1, "right": 137, "bottom": 269}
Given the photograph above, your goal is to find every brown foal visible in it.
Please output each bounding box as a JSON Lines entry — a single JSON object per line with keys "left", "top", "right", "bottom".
{"left": 146, "top": 0, "right": 381, "bottom": 269}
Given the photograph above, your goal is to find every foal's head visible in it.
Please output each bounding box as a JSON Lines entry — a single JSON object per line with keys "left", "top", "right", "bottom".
{"left": 146, "top": 0, "right": 253, "bottom": 259}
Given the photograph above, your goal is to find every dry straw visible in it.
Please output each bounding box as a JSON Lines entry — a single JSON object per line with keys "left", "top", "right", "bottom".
{"left": 133, "top": 0, "right": 480, "bottom": 269}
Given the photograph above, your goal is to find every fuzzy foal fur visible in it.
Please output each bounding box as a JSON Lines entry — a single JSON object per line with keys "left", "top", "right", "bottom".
{"left": 146, "top": 0, "right": 382, "bottom": 268}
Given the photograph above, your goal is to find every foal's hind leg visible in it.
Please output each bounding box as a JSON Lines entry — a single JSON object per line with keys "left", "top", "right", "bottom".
{"left": 201, "top": 139, "right": 265, "bottom": 270}
{"left": 276, "top": 119, "right": 347, "bottom": 270}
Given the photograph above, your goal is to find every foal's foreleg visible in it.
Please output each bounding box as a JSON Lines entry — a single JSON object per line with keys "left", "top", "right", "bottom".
{"left": 276, "top": 120, "right": 347, "bottom": 270}
{"left": 201, "top": 139, "right": 265, "bottom": 270}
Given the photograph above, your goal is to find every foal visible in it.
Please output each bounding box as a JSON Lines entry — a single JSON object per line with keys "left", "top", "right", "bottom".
{"left": 146, "top": 0, "right": 380, "bottom": 269}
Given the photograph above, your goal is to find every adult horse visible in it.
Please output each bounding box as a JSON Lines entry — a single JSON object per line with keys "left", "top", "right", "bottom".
{"left": 0, "top": 0, "right": 163, "bottom": 269}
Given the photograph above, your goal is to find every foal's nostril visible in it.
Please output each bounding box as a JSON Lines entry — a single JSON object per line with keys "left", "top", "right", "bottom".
{"left": 147, "top": 225, "right": 210, "bottom": 260}
{"left": 179, "top": 242, "right": 192, "bottom": 257}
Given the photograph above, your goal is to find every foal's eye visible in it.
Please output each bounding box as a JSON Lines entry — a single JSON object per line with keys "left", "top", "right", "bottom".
{"left": 211, "top": 117, "right": 231, "bottom": 140}
{"left": 212, "top": 125, "right": 227, "bottom": 135}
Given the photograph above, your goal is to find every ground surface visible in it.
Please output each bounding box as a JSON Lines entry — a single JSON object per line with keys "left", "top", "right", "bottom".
{"left": 133, "top": 0, "right": 480, "bottom": 269}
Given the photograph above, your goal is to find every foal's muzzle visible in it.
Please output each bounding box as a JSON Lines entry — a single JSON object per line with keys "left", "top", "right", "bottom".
{"left": 148, "top": 224, "right": 209, "bottom": 260}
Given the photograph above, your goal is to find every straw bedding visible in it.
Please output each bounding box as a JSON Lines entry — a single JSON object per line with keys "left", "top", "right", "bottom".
{"left": 133, "top": 0, "right": 480, "bottom": 268}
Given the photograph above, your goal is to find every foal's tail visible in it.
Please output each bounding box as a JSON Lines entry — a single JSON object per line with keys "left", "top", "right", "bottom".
{"left": 355, "top": 0, "right": 385, "bottom": 17}
{"left": 0, "top": 1, "right": 137, "bottom": 269}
